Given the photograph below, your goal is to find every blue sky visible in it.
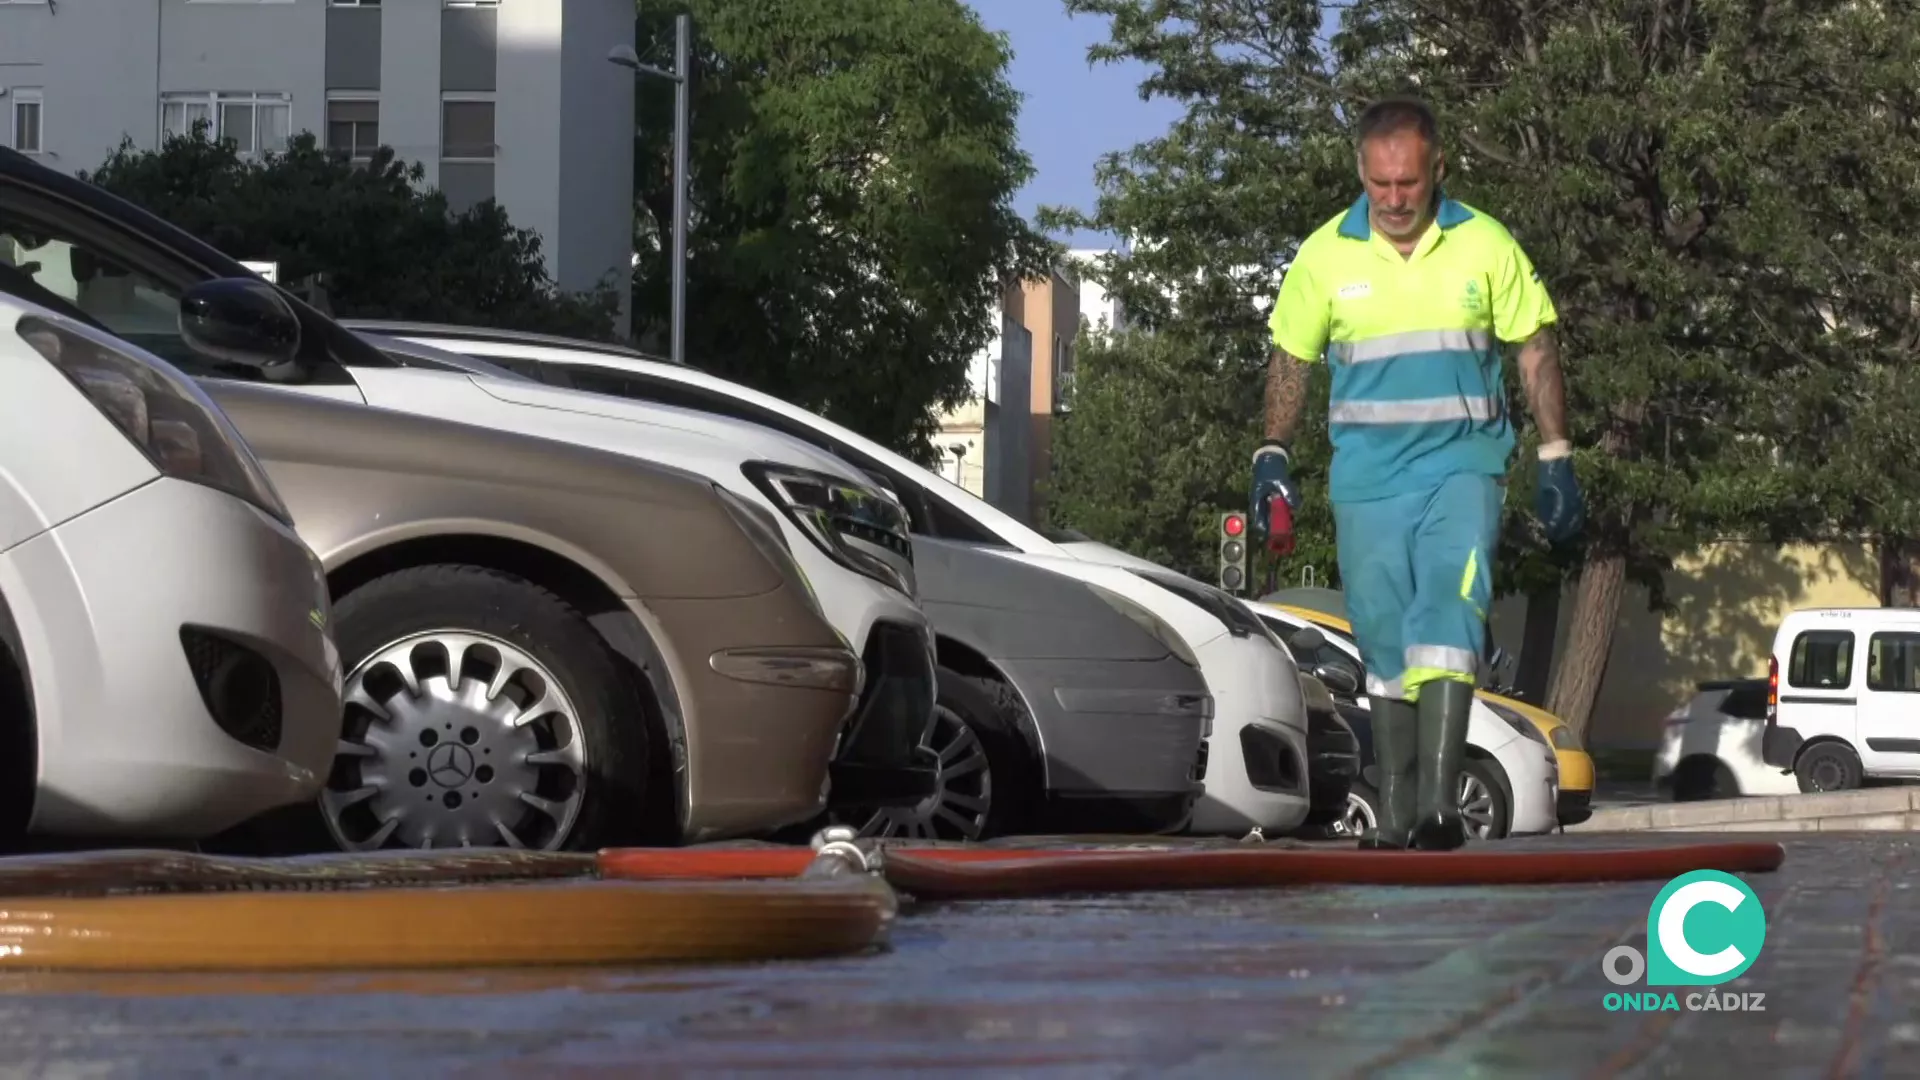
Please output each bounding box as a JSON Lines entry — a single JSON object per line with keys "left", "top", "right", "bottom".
{"left": 964, "top": 2, "right": 1185, "bottom": 250}
{"left": 968, "top": 2, "right": 1343, "bottom": 249}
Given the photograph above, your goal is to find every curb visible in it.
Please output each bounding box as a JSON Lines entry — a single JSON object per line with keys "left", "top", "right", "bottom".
{"left": 1567, "top": 785, "right": 1920, "bottom": 833}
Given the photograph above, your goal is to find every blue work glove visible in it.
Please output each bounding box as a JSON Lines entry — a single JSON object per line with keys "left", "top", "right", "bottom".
{"left": 1249, "top": 441, "right": 1301, "bottom": 546}
{"left": 1534, "top": 443, "right": 1585, "bottom": 544}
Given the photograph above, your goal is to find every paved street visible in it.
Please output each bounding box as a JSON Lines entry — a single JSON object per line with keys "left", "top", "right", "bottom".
{"left": 0, "top": 831, "right": 1903, "bottom": 1078}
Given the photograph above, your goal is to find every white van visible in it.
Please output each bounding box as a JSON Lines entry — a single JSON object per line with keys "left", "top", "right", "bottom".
{"left": 1761, "top": 606, "right": 1920, "bottom": 791}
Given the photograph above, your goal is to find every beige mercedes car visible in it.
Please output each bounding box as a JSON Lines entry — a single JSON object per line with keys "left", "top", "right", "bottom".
{"left": 201, "top": 380, "right": 863, "bottom": 854}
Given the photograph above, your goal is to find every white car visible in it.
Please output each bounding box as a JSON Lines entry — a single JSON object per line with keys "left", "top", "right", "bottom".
{"left": 0, "top": 155, "right": 939, "bottom": 851}
{"left": 1248, "top": 601, "right": 1560, "bottom": 840}
{"left": 0, "top": 291, "right": 342, "bottom": 843}
{"left": 1654, "top": 679, "right": 1800, "bottom": 800}
{"left": 339, "top": 320, "right": 1318, "bottom": 838}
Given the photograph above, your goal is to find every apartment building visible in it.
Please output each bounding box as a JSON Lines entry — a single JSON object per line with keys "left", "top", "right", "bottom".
{"left": 0, "top": 0, "right": 633, "bottom": 316}
{"left": 931, "top": 261, "right": 1080, "bottom": 525}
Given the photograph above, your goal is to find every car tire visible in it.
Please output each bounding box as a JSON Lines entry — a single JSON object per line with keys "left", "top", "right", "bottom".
{"left": 1672, "top": 757, "right": 1741, "bottom": 801}
{"left": 1461, "top": 757, "right": 1511, "bottom": 841}
{"left": 837, "top": 668, "right": 1037, "bottom": 842}
{"left": 1795, "top": 741, "right": 1863, "bottom": 793}
{"left": 240, "top": 564, "right": 652, "bottom": 855}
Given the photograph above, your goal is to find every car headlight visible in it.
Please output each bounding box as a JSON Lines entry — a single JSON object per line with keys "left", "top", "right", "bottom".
{"left": 19, "top": 313, "right": 294, "bottom": 527}
{"left": 1549, "top": 724, "right": 1581, "bottom": 751}
{"left": 1083, "top": 582, "right": 1202, "bottom": 669}
{"left": 1484, "top": 699, "right": 1551, "bottom": 748}
{"left": 740, "top": 461, "right": 914, "bottom": 595}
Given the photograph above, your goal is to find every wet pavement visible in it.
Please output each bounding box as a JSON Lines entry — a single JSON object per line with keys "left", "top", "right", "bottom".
{"left": 0, "top": 831, "right": 1907, "bottom": 1078}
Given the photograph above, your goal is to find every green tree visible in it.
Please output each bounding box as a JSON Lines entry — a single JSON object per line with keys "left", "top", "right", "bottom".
{"left": 1047, "top": 323, "right": 1342, "bottom": 589}
{"left": 630, "top": 0, "right": 1055, "bottom": 464}
{"left": 1044, "top": 0, "right": 1917, "bottom": 740}
{"left": 81, "top": 128, "right": 621, "bottom": 338}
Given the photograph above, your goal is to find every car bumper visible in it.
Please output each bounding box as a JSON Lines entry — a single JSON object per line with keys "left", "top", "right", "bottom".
{"left": 1, "top": 478, "right": 342, "bottom": 840}
{"left": 996, "top": 653, "right": 1211, "bottom": 834}
{"left": 1188, "top": 635, "right": 1311, "bottom": 836}
{"left": 826, "top": 619, "right": 939, "bottom": 809}
{"left": 1556, "top": 786, "right": 1592, "bottom": 826}
{"left": 638, "top": 580, "right": 863, "bottom": 843}
{"left": 1763, "top": 724, "right": 1803, "bottom": 769}
{"left": 1505, "top": 743, "right": 1561, "bottom": 837}
{"left": 1305, "top": 706, "right": 1361, "bottom": 817}
{"left": 1555, "top": 747, "right": 1596, "bottom": 795}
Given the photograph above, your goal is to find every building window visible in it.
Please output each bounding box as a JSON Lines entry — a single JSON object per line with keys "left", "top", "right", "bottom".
{"left": 326, "top": 98, "right": 379, "bottom": 160}
{"left": 440, "top": 97, "right": 495, "bottom": 160}
{"left": 8, "top": 89, "right": 41, "bottom": 154}
{"left": 161, "top": 92, "right": 291, "bottom": 156}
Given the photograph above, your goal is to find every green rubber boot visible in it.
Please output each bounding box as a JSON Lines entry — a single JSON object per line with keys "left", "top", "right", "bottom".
{"left": 1360, "top": 694, "right": 1417, "bottom": 849}
{"left": 1410, "top": 678, "right": 1475, "bottom": 851}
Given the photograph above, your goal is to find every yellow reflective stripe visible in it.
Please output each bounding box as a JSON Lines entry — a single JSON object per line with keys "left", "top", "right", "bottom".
{"left": 1403, "top": 666, "right": 1476, "bottom": 701}
{"left": 1328, "top": 329, "right": 1494, "bottom": 365}
{"left": 1461, "top": 548, "right": 1487, "bottom": 620}
{"left": 1328, "top": 396, "right": 1498, "bottom": 424}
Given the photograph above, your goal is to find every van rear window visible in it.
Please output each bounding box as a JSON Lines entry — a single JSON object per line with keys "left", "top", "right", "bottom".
{"left": 1788, "top": 630, "right": 1854, "bottom": 690}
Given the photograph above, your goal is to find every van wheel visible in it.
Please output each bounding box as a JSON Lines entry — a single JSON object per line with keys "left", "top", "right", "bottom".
{"left": 1795, "top": 742, "right": 1863, "bottom": 793}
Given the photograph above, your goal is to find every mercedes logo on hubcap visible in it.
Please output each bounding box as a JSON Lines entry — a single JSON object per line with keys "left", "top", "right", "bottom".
{"left": 427, "top": 743, "right": 476, "bottom": 788}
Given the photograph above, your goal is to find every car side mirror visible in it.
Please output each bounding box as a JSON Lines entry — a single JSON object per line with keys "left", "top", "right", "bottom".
{"left": 1312, "top": 663, "right": 1360, "bottom": 696}
{"left": 1288, "top": 625, "right": 1327, "bottom": 653}
{"left": 179, "top": 276, "right": 303, "bottom": 372}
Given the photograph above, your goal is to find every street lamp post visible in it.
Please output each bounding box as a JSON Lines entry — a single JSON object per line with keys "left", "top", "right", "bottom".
{"left": 608, "top": 13, "right": 691, "bottom": 366}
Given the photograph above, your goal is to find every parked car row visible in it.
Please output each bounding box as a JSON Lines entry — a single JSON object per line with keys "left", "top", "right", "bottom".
{"left": 0, "top": 144, "right": 1550, "bottom": 855}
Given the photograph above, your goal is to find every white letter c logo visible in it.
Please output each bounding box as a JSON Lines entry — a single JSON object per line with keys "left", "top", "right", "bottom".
{"left": 1658, "top": 880, "right": 1747, "bottom": 978}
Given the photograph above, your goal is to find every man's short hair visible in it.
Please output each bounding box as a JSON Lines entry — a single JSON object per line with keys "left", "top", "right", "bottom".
{"left": 1355, "top": 95, "right": 1440, "bottom": 152}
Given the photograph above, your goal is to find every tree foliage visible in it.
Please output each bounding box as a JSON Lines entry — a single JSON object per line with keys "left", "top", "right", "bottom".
{"left": 631, "top": 0, "right": 1056, "bottom": 464}
{"left": 81, "top": 128, "right": 620, "bottom": 339}
{"left": 1049, "top": 325, "right": 1341, "bottom": 584}
{"left": 1043, "top": 0, "right": 1920, "bottom": 738}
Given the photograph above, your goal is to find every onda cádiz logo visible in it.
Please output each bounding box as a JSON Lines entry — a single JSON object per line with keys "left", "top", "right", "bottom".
{"left": 1600, "top": 870, "right": 1768, "bottom": 1013}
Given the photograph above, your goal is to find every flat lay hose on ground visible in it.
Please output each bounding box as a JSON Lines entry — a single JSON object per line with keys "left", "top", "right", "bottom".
{"left": 596, "top": 840, "right": 1788, "bottom": 899}
{"left": 0, "top": 848, "right": 895, "bottom": 973}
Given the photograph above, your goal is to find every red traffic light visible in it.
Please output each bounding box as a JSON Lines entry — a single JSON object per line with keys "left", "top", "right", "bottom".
{"left": 1223, "top": 513, "right": 1245, "bottom": 537}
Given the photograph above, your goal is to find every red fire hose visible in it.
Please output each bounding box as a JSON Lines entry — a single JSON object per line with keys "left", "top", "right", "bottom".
{"left": 596, "top": 839, "right": 1788, "bottom": 900}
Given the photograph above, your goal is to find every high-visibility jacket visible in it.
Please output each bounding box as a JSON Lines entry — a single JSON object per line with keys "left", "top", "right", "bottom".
{"left": 1267, "top": 193, "right": 1557, "bottom": 504}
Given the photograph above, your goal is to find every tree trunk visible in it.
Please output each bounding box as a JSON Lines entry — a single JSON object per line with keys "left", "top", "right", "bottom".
{"left": 1514, "top": 586, "right": 1561, "bottom": 702}
{"left": 1545, "top": 553, "right": 1628, "bottom": 742}
{"left": 1879, "top": 534, "right": 1920, "bottom": 607}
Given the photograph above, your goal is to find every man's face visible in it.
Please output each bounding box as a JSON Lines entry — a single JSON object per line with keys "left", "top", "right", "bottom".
{"left": 1358, "top": 129, "right": 1441, "bottom": 242}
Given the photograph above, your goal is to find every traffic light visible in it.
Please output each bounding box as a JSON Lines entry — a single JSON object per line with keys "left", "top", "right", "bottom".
{"left": 1218, "top": 511, "right": 1248, "bottom": 594}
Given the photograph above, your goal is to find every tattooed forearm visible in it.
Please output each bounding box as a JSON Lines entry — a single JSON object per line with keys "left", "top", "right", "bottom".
{"left": 1264, "top": 348, "right": 1311, "bottom": 443}
{"left": 1517, "top": 327, "right": 1569, "bottom": 445}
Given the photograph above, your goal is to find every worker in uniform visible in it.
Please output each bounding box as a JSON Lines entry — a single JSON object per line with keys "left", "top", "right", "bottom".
{"left": 1251, "top": 95, "right": 1585, "bottom": 850}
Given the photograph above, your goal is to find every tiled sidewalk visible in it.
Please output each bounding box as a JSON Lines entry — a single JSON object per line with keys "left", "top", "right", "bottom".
{"left": 0, "top": 833, "right": 1899, "bottom": 1078}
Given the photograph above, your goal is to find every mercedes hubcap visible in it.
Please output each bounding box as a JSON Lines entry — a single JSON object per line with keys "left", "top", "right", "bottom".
{"left": 846, "top": 706, "right": 991, "bottom": 841}
{"left": 1459, "top": 772, "right": 1498, "bottom": 838}
{"left": 323, "top": 631, "right": 587, "bottom": 851}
